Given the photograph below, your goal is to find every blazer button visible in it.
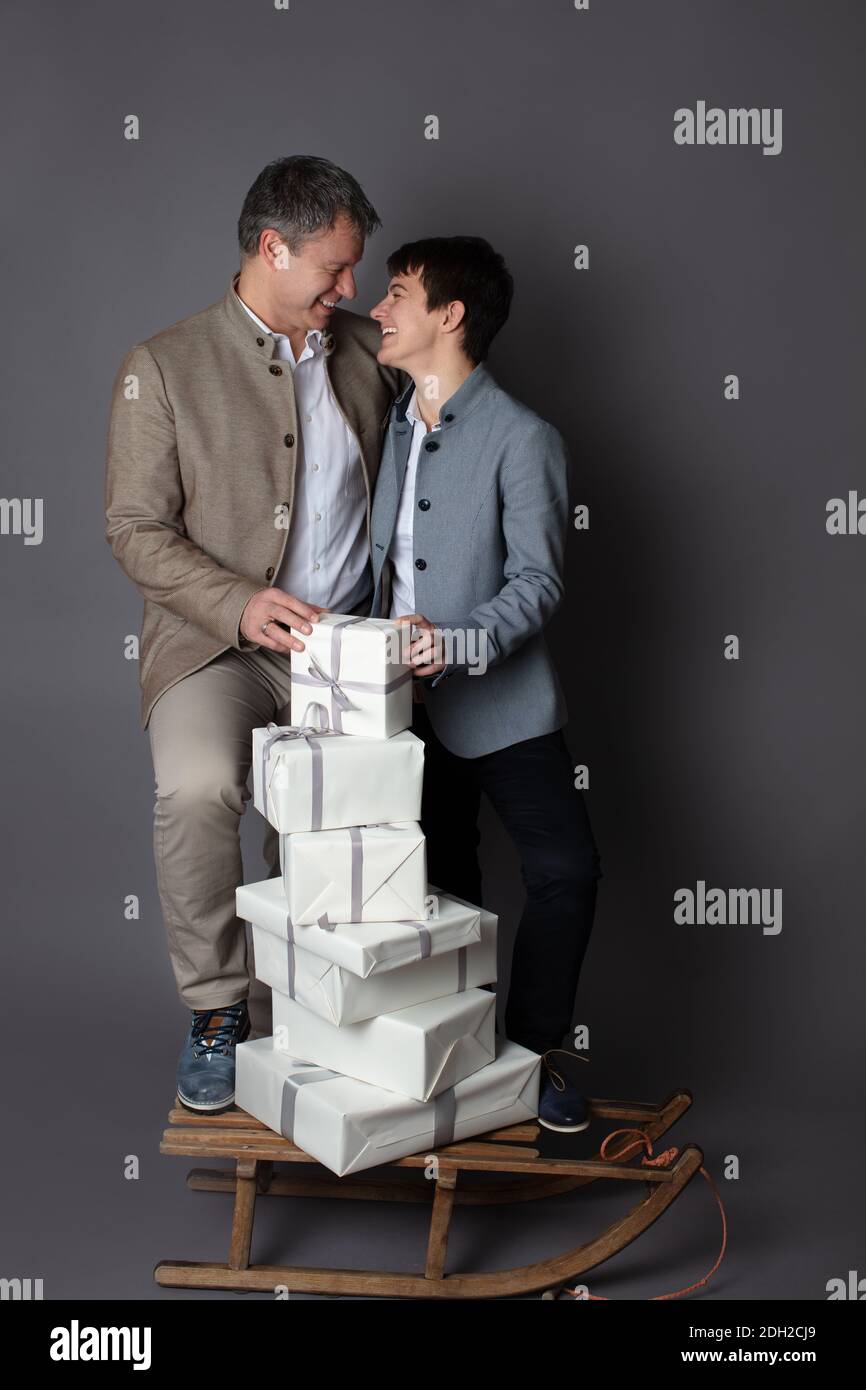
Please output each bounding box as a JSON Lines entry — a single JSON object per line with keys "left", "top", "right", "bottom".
{"left": 269, "top": 365, "right": 283, "bottom": 376}
{"left": 415, "top": 558, "right": 427, "bottom": 570}
{"left": 266, "top": 566, "right": 275, "bottom": 579}
{"left": 284, "top": 433, "right": 295, "bottom": 447}
{"left": 256, "top": 337, "right": 265, "bottom": 346}
{"left": 423, "top": 440, "right": 439, "bottom": 452}
{"left": 443, "top": 412, "right": 454, "bottom": 422}
{"left": 418, "top": 498, "right": 431, "bottom": 511}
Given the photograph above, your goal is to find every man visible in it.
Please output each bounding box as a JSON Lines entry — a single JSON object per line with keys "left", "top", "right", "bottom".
{"left": 105, "top": 155, "right": 406, "bottom": 1111}
{"left": 368, "top": 237, "right": 603, "bottom": 1131}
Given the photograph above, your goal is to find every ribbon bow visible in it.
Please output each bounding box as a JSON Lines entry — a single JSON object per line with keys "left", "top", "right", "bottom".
{"left": 255, "top": 702, "right": 334, "bottom": 824}
{"left": 305, "top": 652, "right": 360, "bottom": 716}
{"left": 291, "top": 615, "right": 412, "bottom": 731}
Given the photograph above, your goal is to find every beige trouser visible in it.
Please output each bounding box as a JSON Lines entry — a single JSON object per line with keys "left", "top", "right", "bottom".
{"left": 147, "top": 644, "right": 300, "bottom": 1037}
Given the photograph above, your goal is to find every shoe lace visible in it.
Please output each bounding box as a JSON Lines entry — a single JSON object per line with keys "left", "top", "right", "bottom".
{"left": 190, "top": 1003, "right": 247, "bottom": 1059}
{"left": 540, "top": 1046, "right": 590, "bottom": 1092}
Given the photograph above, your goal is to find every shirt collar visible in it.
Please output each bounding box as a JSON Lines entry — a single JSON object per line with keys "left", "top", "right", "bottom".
{"left": 234, "top": 286, "right": 323, "bottom": 354}
{"left": 406, "top": 388, "right": 439, "bottom": 430}
{"left": 394, "top": 361, "right": 493, "bottom": 428}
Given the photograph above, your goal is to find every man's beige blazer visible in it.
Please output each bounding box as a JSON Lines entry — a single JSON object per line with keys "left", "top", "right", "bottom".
{"left": 105, "top": 272, "right": 405, "bottom": 729}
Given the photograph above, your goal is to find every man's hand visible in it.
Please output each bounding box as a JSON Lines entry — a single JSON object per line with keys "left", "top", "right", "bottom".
{"left": 392, "top": 613, "right": 447, "bottom": 677}
{"left": 240, "top": 588, "right": 330, "bottom": 653}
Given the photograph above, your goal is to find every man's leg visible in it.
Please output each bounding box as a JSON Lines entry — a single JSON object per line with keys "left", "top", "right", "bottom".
{"left": 473, "top": 727, "right": 602, "bottom": 1056}
{"left": 147, "top": 647, "right": 292, "bottom": 1036}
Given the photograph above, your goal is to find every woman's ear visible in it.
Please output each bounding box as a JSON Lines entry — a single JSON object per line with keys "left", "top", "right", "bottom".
{"left": 442, "top": 299, "right": 466, "bottom": 335}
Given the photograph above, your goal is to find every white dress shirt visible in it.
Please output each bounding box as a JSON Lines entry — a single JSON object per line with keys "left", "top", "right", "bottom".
{"left": 235, "top": 290, "right": 371, "bottom": 612}
{"left": 388, "top": 387, "right": 441, "bottom": 618}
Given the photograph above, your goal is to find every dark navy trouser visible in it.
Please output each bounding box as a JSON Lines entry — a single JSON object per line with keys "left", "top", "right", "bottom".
{"left": 411, "top": 699, "right": 602, "bottom": 1056}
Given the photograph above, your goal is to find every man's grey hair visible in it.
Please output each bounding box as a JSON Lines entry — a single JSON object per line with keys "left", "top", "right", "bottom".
{"left": 237, "top": 154, "right": 382, "bottom": 260}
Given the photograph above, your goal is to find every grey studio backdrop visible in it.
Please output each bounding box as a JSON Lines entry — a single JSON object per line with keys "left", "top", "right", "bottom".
{"left": 1, "top": 0, "right": 863, "bottom": 1301}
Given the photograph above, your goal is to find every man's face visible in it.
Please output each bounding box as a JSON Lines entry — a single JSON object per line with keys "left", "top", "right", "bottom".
{"left": 369, "top": 268, "right": 440, "bottom": 369}
{"left": 271, "top": 211, "right": 364, "bottom": 331}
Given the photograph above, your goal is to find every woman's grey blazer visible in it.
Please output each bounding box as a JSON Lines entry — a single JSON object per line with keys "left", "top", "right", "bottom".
{"left": 369, "top": 361, "right": 570, "bottom": 758}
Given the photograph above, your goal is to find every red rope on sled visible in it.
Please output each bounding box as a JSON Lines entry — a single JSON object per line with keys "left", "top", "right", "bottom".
{"left": 559, "top": 1126, "right": 728, "bottom": 1301}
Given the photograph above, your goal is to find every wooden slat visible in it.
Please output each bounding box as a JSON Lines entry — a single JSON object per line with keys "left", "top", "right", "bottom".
{"left": 187, "top": 1167, "right": 442, "bottom": 1204}
{"left": 162, "top": 1134, "right": 543, "bottom": 1162}
{"left": 162, "top": 1129, "right": 538, "bottom": 1159}
{"left": 228, "top": 1160, "right": 257, "bottom": 1271}
{"left": 167, "top": 1103, "right": 540, "bottom": 1144}
{"left": 425, "top": 1171, "right": 458, "bottom": 1279}
{"left": 427, "top": 1142, "right": 540, "bottom": 1158}
{"left": 164, "top": 1126, "right": 303, "bottom": 1149}
{"left": 159, "top": 1135, "right": 675, "bottom": 1181}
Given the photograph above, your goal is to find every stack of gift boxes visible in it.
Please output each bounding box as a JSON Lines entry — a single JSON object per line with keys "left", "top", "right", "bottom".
{"left": 235, "top": 613, "right": 541, "bottom": 1176}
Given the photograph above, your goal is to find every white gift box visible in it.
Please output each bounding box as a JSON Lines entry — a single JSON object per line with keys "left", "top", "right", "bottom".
{"left": 290, "top": 612, "right": 412, "bottom": 738}
{"left": 278, "top": 821, "right": 427, "bottom": 926}
{"left": 237, "top": 878, "right": 481, "bottom": 978}
{"left": 236, "top": 1035, "right": 540, "bottom": 1177}
{"left": 271, "top": 986, "right": 496, "bottom": 1101}
{"left": 250, "top": 905, "right": 497, "bottom": 1025}
{"left": 252, "top": 717, "right": 424, "bottom": 833}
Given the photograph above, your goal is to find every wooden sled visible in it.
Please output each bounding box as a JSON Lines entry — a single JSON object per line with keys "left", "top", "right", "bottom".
{"left": 154, "top": 1086, "right": 703, "bottom": 1299}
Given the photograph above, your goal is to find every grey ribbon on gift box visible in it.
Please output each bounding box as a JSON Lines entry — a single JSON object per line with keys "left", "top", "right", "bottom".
{"left": 320, "top": 825, "right": 366, "bottom": 927}
{"left": 257, "top": 701, "right": 334, "bottom": 826}
{"left": 291, "top": 614, "right": 412, "bottom": 732}
{"left": 279, "top": 1062, "right": 459, "bottom": 1149}
{"left": 282, "top": 935, "right": 467, "bottom": 999}
{"left": 311, "top": 824, "right": 412, "bottom": 931}
{"left": 281, "top": 823, "right": 375, "bottom": 930}
{"left": 281, "top": 823, "right": 409, "bottom": 930}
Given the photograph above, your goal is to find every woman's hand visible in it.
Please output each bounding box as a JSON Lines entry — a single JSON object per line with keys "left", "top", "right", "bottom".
{"left": 392, "top": 613, "right": 447, "bottom": 676}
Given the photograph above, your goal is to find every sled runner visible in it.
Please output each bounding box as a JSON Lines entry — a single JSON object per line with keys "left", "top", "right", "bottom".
{"left": 153, "top": 1086, "right": 705, "bottom": 1299}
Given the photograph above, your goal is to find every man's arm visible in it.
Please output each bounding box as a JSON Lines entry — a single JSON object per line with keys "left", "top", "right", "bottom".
{"left": 426, "top": 417, "right": 570, "bottom": 686}
{"left": 104, "top": 342, "right": 262, "bottom": 650}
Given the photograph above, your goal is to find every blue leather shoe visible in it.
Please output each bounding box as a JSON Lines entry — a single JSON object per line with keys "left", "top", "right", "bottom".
{"left": 537, "top": 1050, "right": 591, "bottom": 1133}
{"left": 176, "top": 999, "right": 250, "bottom": 1113}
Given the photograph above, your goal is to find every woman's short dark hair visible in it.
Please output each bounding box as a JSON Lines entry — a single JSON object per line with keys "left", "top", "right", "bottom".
{"left": 238, "top": 155, "right": 382, "bottom": 259}
{"left": 385, "top": 236, "right": 514, "bottom": 364}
